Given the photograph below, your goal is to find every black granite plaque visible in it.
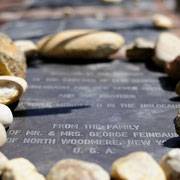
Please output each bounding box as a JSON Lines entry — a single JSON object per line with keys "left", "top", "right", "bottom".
{"left": 26, "top": 0, "right": 155, "bottom": 10}
{"left": 1, "top": 17, "right": 160, "bottom": 43}
{"left": 0, "top": 18, "right": 180, "bottom": 176}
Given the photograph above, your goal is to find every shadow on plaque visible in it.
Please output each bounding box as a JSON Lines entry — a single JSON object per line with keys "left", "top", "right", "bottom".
{"left": 13, "top": 105, "right": 90, "bottom": 117}
{"left": 26, "top": 55, "right": 113, "bottom": 68}
{"left": 104, "top": 23, "right": 155, "bottom": 33}
{"left": 145, "top": 60, "right": 164, "bottom": 73}
{"left": 170, "top": 96, "right": 180, "bottom": 102}
{"left": 7, "top": 100, "right": 19, "bottom": 111}
{"left": 164, "top": 116, "right": 180, "bottom": 148}
{"left": 163, "top": 137, "right": 180, "bottom": 148}
{"left": 158, "top": 76, "right": 178, "bottom": 92}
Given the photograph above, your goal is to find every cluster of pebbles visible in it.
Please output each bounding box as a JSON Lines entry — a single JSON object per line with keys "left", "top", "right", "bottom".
{"left": 125, "top": 31, "right": 180, "bottom": 134}
{"left": 0, "top": 34, "right": 28, "bottom": 149}
{"left": 0, "top": 29, "right": 125, "bottom": 149}
{"left": 0, "top": 13, "right": 179, "bottom": 180}
{"left": 1, "top": 149, "right": 180, "bottom": 180}
{"left": 126, "top": 32, "right": 180, "bottom": 95}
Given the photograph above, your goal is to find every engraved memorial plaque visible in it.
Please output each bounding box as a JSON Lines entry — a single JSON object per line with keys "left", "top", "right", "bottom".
{"left": 1, "top": 18, "right": 179, "bottom": 175}
{"left": 27, "top": 0, "right": 155, "bottom": 10}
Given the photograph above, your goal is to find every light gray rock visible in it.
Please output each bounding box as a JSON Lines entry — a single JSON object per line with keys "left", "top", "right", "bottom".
{"left": 0, "top": 104, "right": 13, "bottom": 128}
{"left": 47, "top": 159, "right": 110, "bottom": 180}
{"left": 2, "top": 158, "right": 45, "bottom": 180}
{"left": 0, "top": 76, "right": 28, "bottom": 105}
{"left": 160, "top": 149, "right": 180, "bottom": 180}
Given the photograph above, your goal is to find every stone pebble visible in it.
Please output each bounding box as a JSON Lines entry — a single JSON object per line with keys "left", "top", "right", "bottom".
{"left": 37, "top": 29, "right": 124, "bottom": 60}
{"left": 1, "top": 150, "right": 180, "bottom": 179}
{"left": 2, "top": 158, "right": 45, "bottom": 180}
{"left": 47, "top": 158, "right": 110, "bottom": 180}
{"left": 0, "top": 76, "right": 28, "bottom": 105}
{"left": 165, "top": 55, "right": 180, "bottom": 79}
{"left": 0, "top": 123, "right": 7, "bottom": 148}
{"left": 0, "top": 104, "right": 13, "bottom": 128}
{"left": 0, "top": 152, "right": 8, "bottom": 175}
{"left": 15, "top": 40, "right": 37, "bottom": 59}
{"left": 0, "top": 33, "right": 26, "bottom": 79}
{"left": 160, "top": 149, "right": 180, "bottom": 180}
{"left": 126, "top": 37, "right": 155, "bottom": 61}
{"left": 111, "top": 151, "right": 166, "bottom": 180}
{"left": 153, "top": 32, "right": 180, "bottom": 69}
{"left": 152, "top": 14, "right": 173, "bottom": 29}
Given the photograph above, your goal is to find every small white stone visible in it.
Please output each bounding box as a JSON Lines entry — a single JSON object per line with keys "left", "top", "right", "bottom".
{"left": 160, "top": 149, "right": 180, "bottom": 180}
{"left": 0, "top": 104, "right": 13, "bottom": 128}
{"left": 0, "top": 152, "right": 8, "bottom": 175}
{"left": 111, "top": 151, "right": 166, "bottom": 180}
{"left": 0, "top": 123, "right": 7, "bottom": 148}
{"left": 47, "top": 159, "right": 110, "bottom": 180}
{"left": 152, "top": 14, "right": 173, "bottom": 29}
{"left": 2, "top": 158, "right": 45, "bottom": 180}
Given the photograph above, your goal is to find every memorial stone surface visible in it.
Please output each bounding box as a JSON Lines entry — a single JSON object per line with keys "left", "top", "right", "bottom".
{"left": 0, "top": 17, "right": 180, "bottom": 175}
{"left": 27, "top": 0, "right": 155, "bottom": 9}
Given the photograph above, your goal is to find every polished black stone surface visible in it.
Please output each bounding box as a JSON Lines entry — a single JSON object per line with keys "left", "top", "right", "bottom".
{"left": 26, "top": 0, "right": 154, "bottom": 10}
{"left": 0, "top": 18, "right": 179, "bottom": 176}
{"left": 1, "top": 17, "right": 161, "bottom": 43}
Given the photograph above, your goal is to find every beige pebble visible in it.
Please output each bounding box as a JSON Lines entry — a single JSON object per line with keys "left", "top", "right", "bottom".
{"left": 109, "top": 44, "right": 131, "bottom": 60}
{"left": 14, "top": 40, "right": 37, "bottom": 59}
{"left": 2, "top": 158, "right": 45, "bottom": 180}
{"left": 153, "top": 32, "right": 180, "bottom": 69}
{"left": 111, "top": 151, "right": 166, "bottom": 180}
{"left": 0, "top": 104, "right": 13, "bottom": 128}
{"left": 126, "top": 37, "right": 155, "bottom": 61}
{"left": 0, "top": 76, "right": 28, "bottom": 105}
{"left": 0, "top": 152, "right": 8, "bottom": 175}
{"left": 0, "top": 33, "right": 26, "bottom": 78}
{"left": 160, "top": 149, "right": 180, "bottom": 180}
{"left": 63, "top": 7, "right": 73, "bottom": 16}
{"left": 165, "top": 55, "right": 180, "bottom": 79}
{"left": 0, "top": 123, "right": 7, "bottom": 148}
{"left": 152, "top": 14, "right": 173, "bottom": 29}
{"left": 47, "top": 158, "right": 110, "bottom": 180}
{"left": 37, "top": 29, "right": 124, "bottom": 60}
{"left": 175, "top": 82, "right": 180, "bottom": 96}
